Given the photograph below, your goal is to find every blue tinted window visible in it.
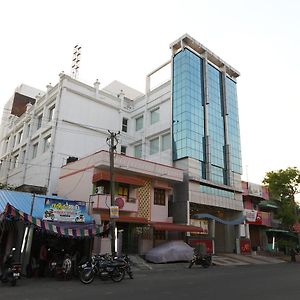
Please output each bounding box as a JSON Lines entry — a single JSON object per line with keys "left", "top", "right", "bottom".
{"left": 172, "top": 49, "right": 205, "bottom": 162}
{"left": 226, "top": 77, "right": 242, "bottom": 174}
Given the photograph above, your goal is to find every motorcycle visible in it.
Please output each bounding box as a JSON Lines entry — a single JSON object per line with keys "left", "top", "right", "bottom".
{"left": 188, "top": 250, "right": 212, "bottom": 269}
{"left": 0, "top": 248, "right": 21, "bottom": 286}
{"left": 78, "top": 254, "right": 125, "bottom": 284}
{"left": 48, "top": 248, "right": 72, "bottom": 280}
{"left": 114, "top": 254, "right": 133, "bottom": 279}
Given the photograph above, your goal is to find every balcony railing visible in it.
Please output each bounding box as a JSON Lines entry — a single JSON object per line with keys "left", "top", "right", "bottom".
{"left": 90, "top": 194, "right": 138, "bottom": 212}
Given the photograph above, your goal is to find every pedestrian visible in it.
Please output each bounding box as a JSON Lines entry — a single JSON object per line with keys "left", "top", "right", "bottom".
{"left": 290, "top": 248, "right": 296, "bottom": 262}
{"left": 39, "top": 243, "right": 48, "bottom": 277}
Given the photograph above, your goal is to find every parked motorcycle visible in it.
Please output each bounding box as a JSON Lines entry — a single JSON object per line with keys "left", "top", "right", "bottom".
{"left": 0, "top": 248, "right": 21, "bottom": 286}
{"left": 48, "top": 248, "right": 72, "bottom": 280}
{"left": 114, "top": 254, "right": 133, "bottom": 279}
{"left": 188, "top": 250, "right": 212, "bottom": 269}
{"left": 78, "top": 254, "right": 125, "bottom": 284}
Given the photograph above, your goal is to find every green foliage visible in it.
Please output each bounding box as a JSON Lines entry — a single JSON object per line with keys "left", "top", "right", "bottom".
{"left": 263, "top": 167, "right": 300, "bottom": 201}
{"left": 263, "top": 167, "right": 300, "bottom": 227}
{"left": 0, "top": 182, "right": 16, "bottom": 190}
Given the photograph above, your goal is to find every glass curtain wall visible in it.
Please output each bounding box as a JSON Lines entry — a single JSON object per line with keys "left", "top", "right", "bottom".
{"left": 172, "top": 48, "right": 242, "bottom": 186}
{"left": 226, "top": 78, "right": 242, "bottom": 175}
{"left": 207, "top": 64, "right": 226, "bottom": 185}
{"left": 172, "top": 49, "right": 205, "bottom": 165}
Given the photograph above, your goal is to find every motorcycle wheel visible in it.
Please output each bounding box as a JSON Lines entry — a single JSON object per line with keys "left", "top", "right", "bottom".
{"left": 62, "top": 257, "right": 72, "bottom": 280}
{"left": 188, "top": 260, "right": 194, "bottom": 269}
{"left": 202, "top": 260, "right": 210, "bottom": 268}
{"left": 79, "top": 269, "right": 95, "bottom": 284}
{"left": 11, "top": 279, "right": 16, "bottom": 286}
{"left": 111, "top": 267, "right": 125, "bottom": 283}
{"left": 127, "top": 270, "right": 134, "bottom": 279}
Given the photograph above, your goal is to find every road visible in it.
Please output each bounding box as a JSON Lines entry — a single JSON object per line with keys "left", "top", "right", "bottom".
{"left": 1, "top": 263, "right": 300, "bottom": 300}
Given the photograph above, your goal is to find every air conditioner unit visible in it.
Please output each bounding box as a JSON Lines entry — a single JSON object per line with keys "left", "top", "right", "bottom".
{"left": 95, "top": 186, "right": 105, "bottom": 195}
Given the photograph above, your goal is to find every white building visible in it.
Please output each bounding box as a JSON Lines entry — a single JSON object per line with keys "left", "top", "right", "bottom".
{"left": 0, "top": 34, "right": 246, "bottom": 253}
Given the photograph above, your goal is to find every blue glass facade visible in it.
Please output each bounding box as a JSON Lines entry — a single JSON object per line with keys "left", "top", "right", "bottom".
{"left": 226, "top": 77, "right": 242, "bottom": 174}
{"left": 207, "top": 64, "right": 226, "bottom": 184}
{"left": 172, "top": 48, "right": 242, "bottom": 186}
{"left": 172, "top": 49, "right": 205, "bottom": 167}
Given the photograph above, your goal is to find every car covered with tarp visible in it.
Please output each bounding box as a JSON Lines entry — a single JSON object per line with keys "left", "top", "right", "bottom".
{"left": 145, "top": 240, "right": 193, "bottom": 263}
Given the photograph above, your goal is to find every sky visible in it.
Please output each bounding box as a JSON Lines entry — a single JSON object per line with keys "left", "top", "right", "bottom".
{"left": 1, "top": 0, "right": 299, "bottom": 186}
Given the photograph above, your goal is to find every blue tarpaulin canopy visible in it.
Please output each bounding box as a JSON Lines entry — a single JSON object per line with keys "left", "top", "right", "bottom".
{"left": 0, "top": 190, "right": 106, "bottom": 237}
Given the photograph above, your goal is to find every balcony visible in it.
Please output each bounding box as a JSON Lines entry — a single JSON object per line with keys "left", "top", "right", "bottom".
{"left": 90, "top": 194, "right": 138, "bottom": 212}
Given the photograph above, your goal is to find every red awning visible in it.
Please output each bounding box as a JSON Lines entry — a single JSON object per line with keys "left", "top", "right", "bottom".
{"left": 93, "top": 170, "right": 145, "bottom": 186}
{"left": 100, "top": 212, "right": 148, "bottom": 224}
{"left": 150, "top": 222, "right": 204, "bottom": 233}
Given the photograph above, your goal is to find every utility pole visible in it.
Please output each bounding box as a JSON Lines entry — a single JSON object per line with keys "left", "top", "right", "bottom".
{"left": 106, "top": 130, "right": 119, "bottom": 256}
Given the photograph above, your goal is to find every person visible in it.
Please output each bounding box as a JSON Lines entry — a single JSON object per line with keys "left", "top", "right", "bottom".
{"left": 290, "top": 248, "right": 296, "bottom": 262}
{"left": 39, "top": 243, "right": 48, "bottom": 277}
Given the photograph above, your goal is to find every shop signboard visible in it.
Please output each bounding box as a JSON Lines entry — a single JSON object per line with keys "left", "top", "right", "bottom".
{"left": 248, "top": 183, "right": 263, "bottom": 197}
{"left": 244, "top": 209, "right": 262, "bottom": 225}
{"left": 190, "top": 219, "right": 209, "bottom": 234}
{"left": 110, "top": 206, "right": 119, "bottom": 219}
{"left": 43, "top": 198, "right": 88, "bottom": 223}
{"left": 240, "top": 239, "right": 251, "bottom": 254}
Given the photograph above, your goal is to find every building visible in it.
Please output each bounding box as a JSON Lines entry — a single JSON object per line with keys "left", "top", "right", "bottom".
{"left": 170, "top": 35, "right": 243, "bottom": 253}
{"left": 56, "top": 150, "right": 204, "bottom": 254}
{"left": 0, "top": 77, "right": 143, "bottom": 195}
{"left": 0, "top": 34, "right": 244, "bottom": 253}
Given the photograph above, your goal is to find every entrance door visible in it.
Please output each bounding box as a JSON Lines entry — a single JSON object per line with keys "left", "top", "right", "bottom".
{"left": 215, "top": 222, "right": 226, "bottom": 253}
{"left": 116, "top": 223, "right": 140, "bottom": 254}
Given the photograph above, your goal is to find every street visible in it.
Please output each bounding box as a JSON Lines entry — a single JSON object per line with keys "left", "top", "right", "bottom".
{"left": 1, "top": 263, "right": 300, "bottom": 300}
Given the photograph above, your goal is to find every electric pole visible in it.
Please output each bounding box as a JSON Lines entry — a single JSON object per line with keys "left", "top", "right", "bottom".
{"left": 106, "top": 130, "right": 119, "bottom": 256}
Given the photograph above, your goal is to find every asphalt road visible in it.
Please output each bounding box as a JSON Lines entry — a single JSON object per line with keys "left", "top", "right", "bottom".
{"left": 1, "top": 263, "right": 300, "bottom": 300}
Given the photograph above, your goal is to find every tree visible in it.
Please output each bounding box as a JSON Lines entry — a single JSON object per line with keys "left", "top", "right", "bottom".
{"left": 0, "top": 182, "right": 16, "bottom": 190}
{"left": 263, "top": 167, "right": 300, "bottom": 227}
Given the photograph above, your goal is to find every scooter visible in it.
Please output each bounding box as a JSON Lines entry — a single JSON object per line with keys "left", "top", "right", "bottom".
{"left": 0, "top": 248, "right": 21, "bottom": 286}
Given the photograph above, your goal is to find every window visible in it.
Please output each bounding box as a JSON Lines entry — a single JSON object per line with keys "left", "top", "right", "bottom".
{"left": 32, "top": 142, "right": 38, "bottom": 159}
{"left": 134, "top": 144, "right": 142, "bottom": 158}
{"left": 12, "top": 135, "right": 16, "bottom": 148}
{"left": 150, "top": 137, "right": 159, "bottom": 155}
{"left": 26, "top": 123, "right": 31, "bottom": 138}
{"left": 43, "top": 135, "right": 51, "bottom": 152}
{"left": 21, "top": 149, "right": 26, "bottom": 164}
{"left": 122, "top": 118, "right": 128, "bottom": 132}
{"left": 37, "top": 114, "right": 43, "bottom": 130}
{"left": 18, "top": 130, "right": 23, "bottom": 143}
{"left": 135, "top": 116, "right": 143, "bottom": 131}
{"left": 161, "top": 133, "right": 171, "bottom": 151}
{"left": 117, "top": 184, "right": 129, "bottom": 197}
{"left": 150, "top": 108, "right": 160, "bottom": 125}
{"left": 48, "top": 106, "right": 55, "bottom": 122}
{"left": 154, "top": 188, "right": 166, "bottom": 205}
{"left": 120, "top": 145, "right": 127, "bottom": 155}
{"left": 13, "top": 154, "right": 19, "bottom": 169}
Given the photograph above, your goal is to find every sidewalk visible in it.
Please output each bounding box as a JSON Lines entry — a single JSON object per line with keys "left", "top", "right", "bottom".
{"left": 214, "top": 253, "right": 286, "bottom": 266}
{"left": 129, "top": 253, "right": 286, "bottom": 271}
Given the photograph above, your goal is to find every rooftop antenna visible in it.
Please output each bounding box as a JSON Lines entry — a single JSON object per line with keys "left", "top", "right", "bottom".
{"left": 71, "top": 45, "right": 82, "bottom": 79}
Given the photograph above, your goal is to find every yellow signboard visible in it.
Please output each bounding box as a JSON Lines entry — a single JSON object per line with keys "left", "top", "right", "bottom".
{"left": 110, "top": 206, "right": 119, "bottom": 219}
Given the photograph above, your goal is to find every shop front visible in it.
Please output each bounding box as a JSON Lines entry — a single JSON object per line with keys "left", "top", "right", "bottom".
{"left": 0, "top": 190, "right": 104, "bottom": 276}
{"left": 190, "top": 203, "right": 247, "bottom": 254}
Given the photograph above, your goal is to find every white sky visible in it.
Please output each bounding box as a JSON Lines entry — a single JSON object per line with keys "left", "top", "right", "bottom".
{"left": 1, "top": 0, "right": 299, "bottom": 185}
